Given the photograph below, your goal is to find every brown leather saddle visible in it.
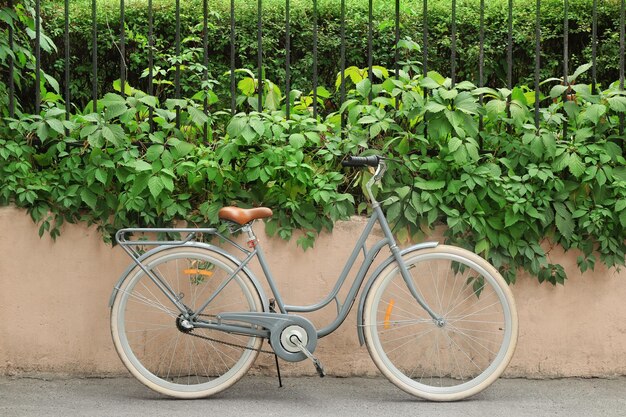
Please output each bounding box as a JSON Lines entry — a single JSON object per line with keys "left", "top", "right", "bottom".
{"left": 218, "top": 206, "right": 273, "bottom": 225}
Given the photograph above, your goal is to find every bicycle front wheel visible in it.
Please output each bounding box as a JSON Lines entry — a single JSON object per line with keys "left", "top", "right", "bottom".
{"left": 363, "top": 245, "right": 518, "bottom": 401}
{"left": 110, "top": 246, "right": 264, "bottom": 398}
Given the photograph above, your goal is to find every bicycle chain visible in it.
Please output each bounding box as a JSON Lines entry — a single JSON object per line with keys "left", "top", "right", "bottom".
{"left": 184, "top": 315, "right": 275, "bottom": 355}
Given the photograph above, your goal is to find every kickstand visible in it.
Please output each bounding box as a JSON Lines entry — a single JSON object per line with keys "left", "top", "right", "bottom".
{"left": 274, "top": 354, "right": 283, "bottom": 388}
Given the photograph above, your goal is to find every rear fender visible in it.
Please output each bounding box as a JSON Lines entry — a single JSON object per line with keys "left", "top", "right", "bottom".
{"left": 108, "top": 242, "right": 269, "bottom": 313}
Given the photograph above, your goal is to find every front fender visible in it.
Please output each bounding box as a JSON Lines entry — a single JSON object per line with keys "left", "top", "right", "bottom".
{"left": 356, "top": 241, "right": 439, "bottom": 346}
{"left": 108, "top": 242, "right": 269, "bottom": 313}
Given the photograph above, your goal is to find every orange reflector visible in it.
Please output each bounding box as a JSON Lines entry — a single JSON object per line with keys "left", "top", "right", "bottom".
{"left": 183, "top": 269, "right": 213, "bottom": 277}
{"left": 384, "top": 299, "right": 395, "bottom": 329}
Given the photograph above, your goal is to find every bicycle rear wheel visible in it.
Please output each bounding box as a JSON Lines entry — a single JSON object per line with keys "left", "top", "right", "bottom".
{"left": 110, "top": 246, "right": 263, "bottom": 398}
{"left": 363, "top": 245, "right": 517, "bottom": 401}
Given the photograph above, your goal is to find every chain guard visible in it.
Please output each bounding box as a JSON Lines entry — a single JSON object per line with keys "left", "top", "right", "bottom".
{"left": 216, "top": 312, "right": 318, "bottom": 362}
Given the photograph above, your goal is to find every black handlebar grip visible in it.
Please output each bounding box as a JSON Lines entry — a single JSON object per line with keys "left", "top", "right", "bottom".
{"left": 341, "top": 155, "right": 381, "bottom": 167}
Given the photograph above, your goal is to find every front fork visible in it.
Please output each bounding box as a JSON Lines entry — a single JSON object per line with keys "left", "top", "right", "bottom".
{"left": 366, "top": 162, "right": 443, "bottom": 324}
{"left": 389, "top": 243, "right": 444, "bottom": 325}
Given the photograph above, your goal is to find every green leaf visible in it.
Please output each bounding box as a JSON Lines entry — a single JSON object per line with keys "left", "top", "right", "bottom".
{"left": 238, "top": 77, "right": 256, "bottom": 96}
{"left": 455, "top": 92, "right": 479, "bottom": 114}
{"left": 145, "top": 145, "right": 164, "bottom": 162}
{"left": 455, "top": 81, "right": 476, "bottom": 91}
{"left": 555, "top": 212, "right": 574, "bottom": 240}
{"left": 95, "top": 168, "right": 108, "bottom": 184}
{"left": 465, "top": 193, "right": 479, "bottom": 215}
{"left": 615, "top": 199, "right": 626, "bottom": 212}
{"left": 427, "top": 71, "right": 446, "bottom": 85}
{"left": 475, "top": 239, "right": 489, "bottom": 255}
{"left": 505, "top": 211, "right": 520, "bottom": 228}
{"left": 356, "top": 78, "right": 372, "bottom": 98}
{"left": 138, "top": 95, "right": 157, "bottom": 107}
{"left": 549, "top": 85, "right": 568, "bottom": 98}
{"left": 397, "top": 137, "right": 410, "bottom": 154}
{"left": 511, "top": 87, "right": 528, "bottom": 106}
{"left": 148, "top": 176, "right": 164, "bottom": 199}
{"left": 133, "top": 160, "right": 153, "bottom": 172}
{"left": 440, "top": 88, "right": 458, "bottom": 100}
{"left": 227, "top": 116, "right": 247, "bottom": 138}
{"left": 414, "top": 178, "right": 446, "bottom": 190}
{"left": 80, "top": 188, "right": 97, "bottom": 210}
{"left": 420, "top": 77, "right": 441, "bottom": 89}
{"left": 44, "top": 73, "right": 60, "bottom": 94}
{"left": 101, "top": 124, "right": 126, "bottom": 146}
{"left": 570, "top": 63, "right": 592, "bottom": 81}
{"left": 584, "top": 104, "right": 606, "bottom": 124}
{"left": 567, "top": 153, "right": 586, "bottom": 178}
{"left": 448, "top": 137, "right": 462, "bottom": 152}
{"left": 289, "top": 133, "right": 306, "bottom": 149}
{"left": 358, "top": 115, "right": 379, "bottom": 124}
{"left": 100, "top": 93, "right": 126, "bottom": 106}
{"left": 46, "top": 118, "right": 65, "bottom": 134}
{"left": 112, "top": 79, "right": 133, "bottom": 95}
{"left": 169, "top": 138, "right": 195, "bottom": 157}
{"left": 424, "top": 101, "right": 447, "bottom": 113}
{"left": 250, "top": 118, "right": 265, "bottom": 136}
{"left": 187, "top": 106, "right": 209, "bottom": 127}
{"left": 486, "top": 99, "right": 507, "bottom": 117}
{"left": 607, "top": 96, "right": 626, "bottom": 112}
{"left": 620, "top": 211, "right": 626, "bottom": 227}
{"left": 104, "top": 104, "right": 128, "bottom": 120}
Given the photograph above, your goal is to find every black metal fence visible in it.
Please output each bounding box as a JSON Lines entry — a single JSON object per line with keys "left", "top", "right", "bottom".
{"left": 4, "top": 0, "right": 626, "bottom": 132}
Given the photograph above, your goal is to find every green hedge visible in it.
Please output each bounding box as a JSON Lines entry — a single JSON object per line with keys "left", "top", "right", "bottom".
{"left": 32, "top": 0, "right": 626, "bottom": 111}
{"left": 2, "top": 1, "right": 626, "bottom": 286}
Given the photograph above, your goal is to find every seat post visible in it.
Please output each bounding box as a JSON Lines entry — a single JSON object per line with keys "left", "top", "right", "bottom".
{"left": 242, "top": 223, "right": 258, "bottom": 249}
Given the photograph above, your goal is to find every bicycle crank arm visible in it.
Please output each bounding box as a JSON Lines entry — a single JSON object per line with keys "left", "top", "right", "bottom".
{"left": 289, "top": 334, "right": 325, "bottom": 377}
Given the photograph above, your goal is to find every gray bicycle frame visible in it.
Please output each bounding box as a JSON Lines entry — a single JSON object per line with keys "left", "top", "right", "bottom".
{"left": 114, "top": 161, "right": 441, "bottom": 341}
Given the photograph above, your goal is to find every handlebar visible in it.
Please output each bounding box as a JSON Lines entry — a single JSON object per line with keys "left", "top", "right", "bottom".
{"left": 341, "top": 155, "right": 381, "bottom": 168}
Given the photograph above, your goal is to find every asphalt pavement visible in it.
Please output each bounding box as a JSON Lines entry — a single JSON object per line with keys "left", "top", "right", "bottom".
{"left": 1, "top": 376, "right": 624, "bottom": 417}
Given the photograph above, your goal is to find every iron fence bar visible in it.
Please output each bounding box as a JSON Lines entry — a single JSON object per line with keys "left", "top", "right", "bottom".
{"left": 91, "top": 0, "right": 97, "bottom": 111}
{"left": 422, "top": 0, "right": 428, "bottom": 77}
{"left": 563, "top": 0, "right": 569, "bottom": 139}
{"left": 534, "top": 0, "right": 540, "bottom": 129}
{"left": 230, "top": 0, "right": 236, "bottom": 115}
{"left": 64, "top": 0, "right": 70, "bottom": 123}
{"left": 313, "top": 0, "right": 318, "bottom": 118}
{"left": 619, "top": 0, "right": 626, "bottom": 135}
{"left": 394, "top": 0, "right": 400, "bottom": 110}
{"left": 368, "top": 0, "right": 373, "bottom": 102}
{"left": 423, "top": 0, "right": 428, "bottom": 138}
{"left": 340, "top": 0, "right": 346, "bottom": 105}
{"left": 340, "top": 0, "right": 346, "bottom": 137}
{"left": 175, "top": 0, "right": 181, "bottom": 127}
{"left": 505, "top": 0, "right": 512, "bottom": 122}
{"left": 257, "top": 0, "right": 263, "bottom": 112}
{"left": 203, "top": 0, "right": 209, "bottom": 143}
{"left": 148, "top": 0, "right": 154, "bottom": 127}
{"left": 120, "top": 0, "right": 126, "bottom": 96}
{"left": 285, "top": 0, "right": 291, "bottom": 119}
{"left": 450, "top": 0, "right": 456, "bottom": 87}
{"left": 8, "top": 0, "right": 14, "bottom": 117}
{"left": 35, "top": 0, "right": 41, "bottom": 114}
{"left": 563, "top": 0, "right": 568, "bottom": 85}
{"left": 479, "top": 0, "right": 485, "bottom": 138}
{"left": 592, "top": 0, "right": 598, "bottom": 94}
{"left": 507, "top": 0, "right": 513, "bottom": 90}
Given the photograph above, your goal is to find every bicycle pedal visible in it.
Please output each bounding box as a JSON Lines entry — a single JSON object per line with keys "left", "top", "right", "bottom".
{"left": 313, "top": 358, "right": 326, "bottom": 378}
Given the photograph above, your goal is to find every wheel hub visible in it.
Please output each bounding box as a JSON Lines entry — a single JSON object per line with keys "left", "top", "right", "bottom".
{"left": 176, "top": 315, "right": 194, "bottom": 333}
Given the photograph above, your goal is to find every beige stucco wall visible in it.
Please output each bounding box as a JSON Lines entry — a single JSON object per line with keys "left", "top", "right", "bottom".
{"left": 0, "top": 206, "right": 624, "bottom": 378}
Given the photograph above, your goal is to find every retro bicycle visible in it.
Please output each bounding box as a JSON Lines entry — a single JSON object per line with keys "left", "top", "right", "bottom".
{"left": 109, "top": 155, "right": 518, "bottom": 401}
